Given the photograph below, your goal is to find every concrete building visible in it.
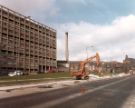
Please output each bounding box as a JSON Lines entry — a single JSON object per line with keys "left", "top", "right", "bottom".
{"left": 0, "top": 5, "right": 57, "bottom": 75}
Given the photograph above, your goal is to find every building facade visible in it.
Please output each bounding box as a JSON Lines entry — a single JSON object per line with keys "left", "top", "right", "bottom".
{"left": 0, "top": 5, "right": 57, "bottom": 75}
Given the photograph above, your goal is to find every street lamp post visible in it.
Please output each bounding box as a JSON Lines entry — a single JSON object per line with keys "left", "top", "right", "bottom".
{"left": 85, "top": 45, "right": 97, "bottom": 73}
{"left": 86, "top": 46, "right": 96, "bottom": 58}
{"left": 86, "top": 47, "right": 88, "bottom": 59}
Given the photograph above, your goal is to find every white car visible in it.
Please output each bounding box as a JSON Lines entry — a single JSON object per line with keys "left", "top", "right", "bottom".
{"left": 8, "top": 70, "right": 23, "bottom": 77}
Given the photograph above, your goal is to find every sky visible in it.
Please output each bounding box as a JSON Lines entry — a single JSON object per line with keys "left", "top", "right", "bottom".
{"left": 0, "top": 0, "right": 135, "bottom": 62}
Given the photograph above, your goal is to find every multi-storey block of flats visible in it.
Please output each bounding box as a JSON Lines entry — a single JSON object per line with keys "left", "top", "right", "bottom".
{"left": 0, "top": 5, "right": 57, "bottom": 75}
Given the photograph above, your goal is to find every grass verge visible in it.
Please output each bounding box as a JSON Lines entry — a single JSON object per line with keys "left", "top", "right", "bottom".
{"left": 0, "top": 72, "right": 72, "bottom": 86}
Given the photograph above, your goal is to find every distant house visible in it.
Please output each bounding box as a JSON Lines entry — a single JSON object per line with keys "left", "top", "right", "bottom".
{"left": 123, "top": 55, "right": 135, "bottom": 71}
{"left": 102, "top": 61, "right": 123, "bottom": 73}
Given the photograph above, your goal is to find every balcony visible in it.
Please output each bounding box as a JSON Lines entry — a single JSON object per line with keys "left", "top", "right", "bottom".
{"left": 25, "top": 42, "right": 29, "bottom": 47}
{"left": 2, "top": 22, "right": 8, "bottom": 27}
{"left": 25, "top": 35, "right": 29, "bottom": 40}
{"left": 15, "top": 16, "right": 19, "bottom": 21}
{"left": 20, "top": 49, "right": 25, "bottom": 54}
{"left": 20, "top": 34, "right": 25, "bottom": 39}
{"left": 34, "top": 38, "right": 38, "bottom": 44}
{"left": 25, "top": 49, "right": 29, "bottom": 54}
{"left": 20, "top": 18, "right": 24, "bottom": 23}
{"left": 8, "top": 46, "right": 14, "bottom": 52}
{"left": 14, "top": 47, "right": 19, "bottom": 53}
{"left": 39, "top": 51, "right": 42, "bottom": 57}
{"left": 15, "top": 21, "right": 19, "bottom": 26}
{"left": 2, "top": 27, "right": 8, "bottom": 33}
{"left": 2, "top": 17, "right": 8, "bottom": 22}
{"left": 8, "top": 26, "right": 14, "bottom": 31}
{"left": 46, "top": 29, "right": 50, "bottom": 34}
{"left": 30, "top": 50, "right": 34, "bottom": 55}
{"left": 8, "top": 23, "right": 14, "bottom": 28}
{"left": 20, "top": 41, "right": 25, "bottom": 46}
{"left": 14, "top": 38, "right": 19, "bottom": 42}
{"left": 34, "top": 50, "right": 38, "bottom": 56}
{"left": 30, "top": 35, "right": 34, "bottom": 42}
{"left": 46, "top": 59, "right": 50, "bottom": 66}
{"left": 2, "top": 11, "right": 8, "bottom": 18}
{"left": 46, "top": 53, "right": 50, "bottom": 58}
{"left": 9, "top": 13, "right": 14, "bottom": 20}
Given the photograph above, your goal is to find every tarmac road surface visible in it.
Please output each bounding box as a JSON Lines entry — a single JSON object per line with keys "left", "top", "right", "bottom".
{"left": 0, "top": 75, "right": 135, "bottom": 108}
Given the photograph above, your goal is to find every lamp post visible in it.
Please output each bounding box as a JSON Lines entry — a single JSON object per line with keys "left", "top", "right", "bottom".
{"left": 85, "top": 45, "right": 97, "bottom": 73}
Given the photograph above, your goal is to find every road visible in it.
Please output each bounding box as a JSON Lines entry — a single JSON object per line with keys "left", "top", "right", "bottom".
{"left": 0, "top": 75, "right": 135, "bottom": 108}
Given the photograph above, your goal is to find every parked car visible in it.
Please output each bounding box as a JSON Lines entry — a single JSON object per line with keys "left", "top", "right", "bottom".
{"left": 8, "top": 70, "right": 23, "bottom": 77}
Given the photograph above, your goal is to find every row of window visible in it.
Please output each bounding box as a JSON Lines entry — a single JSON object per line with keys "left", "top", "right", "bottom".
{"left": 1, "top": 33, "right": 56, "bottom": 48}
{"left": 1, "top": 30, "right": 56, "bottom": 42}
{"left": 0, "top": 25, "right": 56, "bottom": 39}
{"left": 0, "top": 15, "right": 56, "bottom": 37}
{"left": 1, "top": 47, "right": 56, "bottom": 59}
{"left": 1, "top": 38, "right": 56, "bottom": 50}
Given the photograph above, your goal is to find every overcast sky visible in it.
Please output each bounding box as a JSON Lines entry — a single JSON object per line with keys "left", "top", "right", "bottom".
{"left": 0, "top": 0, "right": 135, "bottom": 62}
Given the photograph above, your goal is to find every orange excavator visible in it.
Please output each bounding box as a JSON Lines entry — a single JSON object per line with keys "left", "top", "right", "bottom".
{"left": 71, "top": 52, "right": 100, "bottom": 80}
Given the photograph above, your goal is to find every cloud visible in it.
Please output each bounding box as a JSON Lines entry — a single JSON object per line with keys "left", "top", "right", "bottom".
{"left": 57, "top": 15, "right": 135, "bottom": 62}
{"left": 0, "top": 0, "right": 59, "bottom": 17}
{"left": 0, "top": 1, "right": 134, "bottom": 62}
{"left": 61, "top": 0, "right": 87, "bottom": 5}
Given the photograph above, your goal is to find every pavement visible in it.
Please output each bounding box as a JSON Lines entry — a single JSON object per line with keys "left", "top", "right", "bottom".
{"left": 0, "top": 74, "right": 134, "bottom": 108}
{"left": 0, "top": 77, "right": 72, "bottom": 83}
{"left": 0, "top": 73, "right": 130, "bottom": 92}
{"left": 0, "top": 79, "right": 85, "bottom": 91}
{"left": 0, "top": 79, "right": 89, "bottom": 99}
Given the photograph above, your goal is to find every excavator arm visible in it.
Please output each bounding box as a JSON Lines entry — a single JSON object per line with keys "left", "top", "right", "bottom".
{"left": 71, "top": 52, "right": 100, "bottom": 80}
{"left": 79, "top": 53, "right": 100, "bottom": 72}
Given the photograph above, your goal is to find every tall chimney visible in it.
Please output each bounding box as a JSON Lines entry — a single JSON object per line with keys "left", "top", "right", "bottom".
{"left": 65, "top": 32, "right": 69, "bottom": 62}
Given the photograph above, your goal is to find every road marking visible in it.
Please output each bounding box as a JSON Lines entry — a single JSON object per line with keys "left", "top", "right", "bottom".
{"left": 31, "top": 76, "right": 131, "bottom": 108}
